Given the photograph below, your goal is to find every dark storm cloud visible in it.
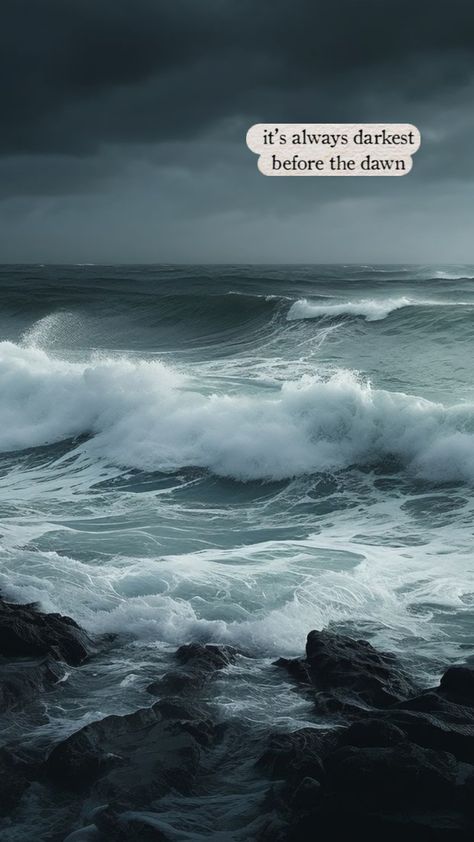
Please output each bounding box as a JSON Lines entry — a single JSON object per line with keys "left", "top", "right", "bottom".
{"left": 1, "top": 1, "right": 474, "bottom": 263}
{"left": 2, "top": 0, "right": 474, "bottom": 156}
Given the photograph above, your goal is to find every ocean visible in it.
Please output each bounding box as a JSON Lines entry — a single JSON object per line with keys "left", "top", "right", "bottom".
{"left": 1, "top": 264, "right": 474, "bottom": 825}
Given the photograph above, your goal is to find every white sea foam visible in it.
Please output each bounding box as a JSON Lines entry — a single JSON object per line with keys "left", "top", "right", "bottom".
{"left": 286, "top": 296, "right": 473, "bottom": 322}
{"left": 287, "top": 296, "right": 413, "bottom": 321}
{"left": 2, "top": 527, "right": 472, "bottom": 657}
{"left": 2, "top": 341, "right": 474, "bottom": 483}
{"left": 434, "top": 270, "right": 474, "bottom": 280}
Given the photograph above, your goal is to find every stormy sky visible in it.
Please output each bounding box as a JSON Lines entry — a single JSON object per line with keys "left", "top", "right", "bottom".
{"left": 1, "top": 0, "right": 474, "bottom": 263}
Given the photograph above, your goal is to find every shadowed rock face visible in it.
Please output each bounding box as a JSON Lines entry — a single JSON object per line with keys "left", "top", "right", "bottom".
{"left": 46, "top": 644, "right": 252, "bottom": 842}
{"left": 45, "top": 644, "right": 230, "bottom": 807}
{"left": 276, "top": 629, "right": 418, "bottom": 709}
{"left": 0, "top": 656, "right": 66, "bottom": 712}
{"left": 440, "top": 666, "right": 474, "bottom": 704}
{"left": 325, "top": 743, "right": 458, "bottom": 807}
{"left": 263, "top": 630, "right": 474, "bottom": 841}
{"left": 339, "top": 718, "right": 408, "bottom": 748}
{"left": 0, "top": 595, "right": 98, "bottom": 723}
{"left": 46, "top": 701, "right": 205, "bottom": 804}
{"left": 0, "top": 597, "right": 97, "bottom": 718}
{"left": 258, "top": 728, "right": 330, "bottom": 785}
{"left": 0, "top": 747, "right": 39, "bottom": 818}
{"left": 0, "top": 598, "right": 98, "bottom": 821}
{"left": 1, "top": 602, "right": 474, "bottom": 841}
{"left": 147, "top": 641, "right": 239, "bottom": 697}
{"left": 0, "top": 598, "right": 94, "bottom": 666}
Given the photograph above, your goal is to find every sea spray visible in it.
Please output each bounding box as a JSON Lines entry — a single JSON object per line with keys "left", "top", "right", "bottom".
{"left": 1, "top": 341, "right": 474, "bottom": 483}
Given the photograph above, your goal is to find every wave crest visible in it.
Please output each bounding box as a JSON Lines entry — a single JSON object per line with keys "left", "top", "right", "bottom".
{"left": 1, "top": 341, "right": 474, "bottom": 483}
{"left": 287, "top": 296, "right": 415, "bottom": 321}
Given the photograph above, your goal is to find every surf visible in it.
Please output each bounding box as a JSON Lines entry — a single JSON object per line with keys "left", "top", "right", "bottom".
{"left": 286, "top": 296, "right": 474, "bottom": 322}
{"left": 2, "top": 340, "right": 474, "bottom": 484}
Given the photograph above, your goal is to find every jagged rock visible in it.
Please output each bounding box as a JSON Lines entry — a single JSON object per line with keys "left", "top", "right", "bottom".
{"left": 379, "top": 672, "right": 474, "bottom": 763}
{"left": 94, "top": 806, "right": 171, "bottom": 840}
{"left": 46, "top": 705, "right": 159, "bottom": 786}
{"left": 276, "top": 630, "right": 416, "bottom": 711}
{"left": 310, "top": 630, "right": 415, "bottom": 706}
{"left": 273, "top": 657, "right": 312, "bottom": 687}
{"left": 46, "top": 698, "right": 212, "bottom": 806}
{"left": 63, "top": 827, "right": 101, "bottom": 841}
{"left": 267, "top": 634, "right": 474, "bottom": 842}
{"left": 338, "top": 719, "right": 408, "bottom": 748}
{"left": 440, "top": 666, "right": 474, "bottom": 706}
{"left": 0, "top": 656, "right": 65, "bottom": 711}
{"left": 288, "top": 806, "right": 472, "bottom": 842}
{"left": 4, "top": 628, "right": 474, "bottom": 842}
{"left": 310, "top": 689, "right": 374, "bottom": 719}
{"left": 148, "top": 642, "right": 238, "bottom": 696}
{"left": 0, "top": 598, "right": 93, "bottom": 665}
{"left": 258, "top": 728, "right": 331, "bottom": 785}
{"left": 152, "top": 697, "right": 218, "bottom": 746}
{"left": 325, "top": 743, "right": 458, "bottom": 808}
{"left": 382, "top": 706, "right": 474, "bottom": 763}
{"left": 175, "top": 642, "right": 238, "bottom": 671}
{"left": 290, "top": 776, "right": 322, "bottom": 811}
{"left": 0, "top": 747, "right": 35, "bottom": 816}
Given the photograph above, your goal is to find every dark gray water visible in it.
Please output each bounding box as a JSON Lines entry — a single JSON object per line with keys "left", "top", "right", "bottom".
{"left": 1, "top": 264, "right": 474, "bottom": 762}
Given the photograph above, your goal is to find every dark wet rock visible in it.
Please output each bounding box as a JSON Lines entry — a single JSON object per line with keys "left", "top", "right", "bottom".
{"left": 283, "top": 743, "right": 469, "bottom": 840}
{"left": 96, "top": 728, "right": 201, "bottom": 807}
{"left": 0, "top": 656, "right": 65, "bottom": 711}
{"left": 4, "top": 629, "right": 474, "bottom": 842}
{"left": 258, "top": 728, "right": 331, "bottom": 785}
{"left": 273, "top": 657, "right": 313, "bottom": 687}
{"left": 175, "top": 642, "right": 238, "bottom": 671}
{"left": 339, "top": 718, "right": 408, "bottom": 748}
{"left": 152, "top": 697, "right": 218, "bottom": 746}
{"left": 290, "top": 776, "right": 322, "bottom": 811}
{"left": 288, "top": 806, "right": 472, "bottom": 842}
{"left": 150, "top": 697, "right": 198, "bottom": 720}
{"left": 259, "top": 813, "right": 290, "bottom": 842}
{"left": 378, "top": 674, "right": 474, "bottom": 762}
{"left": 46, "top": 705, "right": 158, "bottom": 786}
{"left": 148, "top": 642, "right": 238, "bottom": 696}
{"left": 0, "top": 598, "right": 93, "bottom": 666}
{"left": 325, "top": 743, "right": 458, "bottom": 808}
{"left": 46, "top": 699, "right": 212, "bottom": 806}
{"left": 47, "top": 724, "right": 117, "bottom": 786}
{"left": 0, "top": 598, "right": 95, "bottom": 719}
{"left": 64, "top": 826, "right": 102, "bottom": 841}
{"left": 305, "top": 688, "right": 375, "bottom": 719}
{"left": 440, "top": 666, "right": 474, "bottom": 706}
{"left": 94, "top": 805, "right": 171, "bottom": 841}
{"left": 459, "top": 769, "right": 474, "bottom": 817}
{"left": 0, "top": 747, "right": 36, "bottom": 816}
{"left": 285, "top": 630, "right": 416, "bottom": 708}
{"left": 147, "top": 670, "right": 194, "bottom": 695}
{"left": 382, "top": 706, "right": 474, "bottom": 763}
{"left": 265, "top": 634, "right": 474, "bottom": 841}
{"left": 399, "top": 689, "right": 466, "bottom": 714}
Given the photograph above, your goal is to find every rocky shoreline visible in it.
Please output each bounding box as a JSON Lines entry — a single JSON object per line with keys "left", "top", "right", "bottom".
{"left": 1, "top": 596, "right": 474, "bottom": 840}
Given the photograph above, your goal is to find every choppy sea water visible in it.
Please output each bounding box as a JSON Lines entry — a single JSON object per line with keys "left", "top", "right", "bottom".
{"left": 1, "top": 264, "right": 474, "bottom": 770}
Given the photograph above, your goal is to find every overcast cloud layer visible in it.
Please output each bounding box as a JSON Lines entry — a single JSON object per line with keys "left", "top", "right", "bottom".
{"left": 1, "top": 0, "right": 474, "bottom": 262}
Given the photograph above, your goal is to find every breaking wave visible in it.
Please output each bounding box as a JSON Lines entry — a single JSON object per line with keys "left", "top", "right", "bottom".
{"left": 2, "top": 341, "right": 474, "bottom": 483}
{"left": 284, "top": 296, "right": 471, "bottom": 322}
